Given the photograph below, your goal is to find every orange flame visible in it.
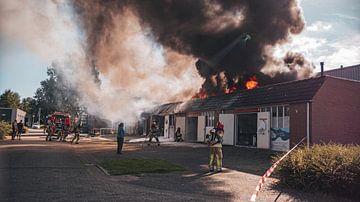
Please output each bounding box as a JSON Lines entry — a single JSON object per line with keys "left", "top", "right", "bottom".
{"left": 225, "top": 86, "right": 237, "bottom": 94}
{"left": 245, "top": 76, "right": 258, "bottom": 90}
{"left": 192, "top": 88, "right": 208, "bottom": 99}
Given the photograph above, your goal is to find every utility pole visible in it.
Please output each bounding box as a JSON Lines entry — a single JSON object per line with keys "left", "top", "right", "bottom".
{"left": 38, "top": 108, "right": 41, "bottom": 124}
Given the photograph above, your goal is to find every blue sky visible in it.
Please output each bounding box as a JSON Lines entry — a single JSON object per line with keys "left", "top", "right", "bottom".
{"left": 0, "top": 38, "right": 48, "bottom": 98}
{"left": 0, "top": 0, "right": 359, "bottom": 99}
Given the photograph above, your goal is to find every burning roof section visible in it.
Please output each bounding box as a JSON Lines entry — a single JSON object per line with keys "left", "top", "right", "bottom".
{"left": 159, "top": 76, "right": 329, "bottom": 114}
{"left": 148, "top": 102, "right": 183, "bottom": 116}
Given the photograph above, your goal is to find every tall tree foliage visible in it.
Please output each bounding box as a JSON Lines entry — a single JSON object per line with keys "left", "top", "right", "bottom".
{"left": 0, "top": 89, "right": 21, "bottom": 108}
{"left": 34, "top": 64, "right": 81, "bottom": 122}
{"left": 20, "top": 97, "right": 36, "bottom": 114}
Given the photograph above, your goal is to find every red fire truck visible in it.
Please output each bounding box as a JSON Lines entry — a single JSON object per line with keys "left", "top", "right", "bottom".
{"left": 48, "top": 112, "right": 71, "bottom": 138}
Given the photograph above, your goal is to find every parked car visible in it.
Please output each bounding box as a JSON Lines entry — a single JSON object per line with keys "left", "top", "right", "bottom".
{"left": 32, "top": 123, "right": 41, "bottom": 129}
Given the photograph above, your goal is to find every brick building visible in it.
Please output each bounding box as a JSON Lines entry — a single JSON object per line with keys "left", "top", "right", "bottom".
{"left": 148, "top": 75, "right": 360, "bottom": 151}
{"left": 318, "top": 64, "right": 360, "bottom": 81}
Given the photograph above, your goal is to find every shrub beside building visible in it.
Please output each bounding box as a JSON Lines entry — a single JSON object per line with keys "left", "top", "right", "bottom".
{"left": 275, "top": 143, "right": 360, "bottom": 199}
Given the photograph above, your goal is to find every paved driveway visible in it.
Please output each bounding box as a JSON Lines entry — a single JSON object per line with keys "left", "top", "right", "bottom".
{"left": 0, "top": 136, "right": 355, "bottom": 202}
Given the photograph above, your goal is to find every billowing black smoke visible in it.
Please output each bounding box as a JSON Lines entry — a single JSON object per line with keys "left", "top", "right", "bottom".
{"left": 73, "top": 0, "right": 313, "bottom": 96}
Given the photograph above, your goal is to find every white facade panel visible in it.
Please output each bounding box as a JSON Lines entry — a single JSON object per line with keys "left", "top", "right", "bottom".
{"left": 175, "top": 116, "right": 186, "bottom": 138}
{"left": 164, "top": 115, "right": 169, "bottom": 138}
{"left": 257, "top": 112, "right": 270, "bottom": 149}
{"left": 219, "top": 114, "right": 235, "bottom": 145}
{"left": 197, "top": 116, "right": 206, "bottom": 142}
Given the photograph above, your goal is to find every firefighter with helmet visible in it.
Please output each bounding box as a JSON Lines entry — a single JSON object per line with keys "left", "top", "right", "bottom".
{"left": 71, "top": 118, "right": 81, "bottom": 144}
{"left": 45, "top": 119, "right": 55, "bottom": 141}
{"left": 206, "top": 121, "right": 224, "bottom": 172}
{"left": 148, "top": 121, "right": 160, "bottom": 146}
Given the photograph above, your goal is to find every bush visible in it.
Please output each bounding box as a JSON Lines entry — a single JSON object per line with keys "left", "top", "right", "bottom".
{"left": 0, "top": 121, "right": 12, "bottom": 140}
{"left": 275, "top": 143, "right": 360, "bottom": 198}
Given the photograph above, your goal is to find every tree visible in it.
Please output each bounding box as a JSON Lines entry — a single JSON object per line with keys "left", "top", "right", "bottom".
{"left": 20, "top": 97, "right": 36, "bottom": 114}
{"left": 33, "top": 65, "right": 82, "bottom": 122}
{"left": 0, "top": 89, "right": 21, "bottom": 108}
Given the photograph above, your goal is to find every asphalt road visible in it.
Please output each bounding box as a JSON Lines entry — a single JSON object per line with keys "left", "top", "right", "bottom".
{"left": 0, "top": 138, "right": 218, "bottom": 201}
{"left": 0, "top": 136, "right": 356, "bottom": 202}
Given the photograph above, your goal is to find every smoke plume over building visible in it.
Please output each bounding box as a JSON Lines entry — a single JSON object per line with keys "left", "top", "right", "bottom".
{"left": 73, "top": 0, "right": 314, "bottom": 96}
{"left": 0, "top": 0, "right": 314, "bottom": 123}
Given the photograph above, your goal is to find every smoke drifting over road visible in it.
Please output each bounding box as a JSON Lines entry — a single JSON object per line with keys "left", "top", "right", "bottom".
{"left": 1, "top": 0, "right": 314, "bottom": 122}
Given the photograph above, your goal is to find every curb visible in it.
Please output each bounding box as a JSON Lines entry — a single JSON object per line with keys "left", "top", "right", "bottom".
{"left": 96, "top": 164, "right": 110, "bottom": 176}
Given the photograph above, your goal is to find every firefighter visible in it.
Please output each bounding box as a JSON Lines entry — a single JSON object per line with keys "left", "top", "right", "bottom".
{"left": 60, "top": 117, "right": 70, "bottom": 142}
{"left": 60, "top": 124, "right": 69, "bottom": 142}
{"left": 206, "top": 121, "right": 224, "bottom": 172}
{"left": 71, "top": 122, "right": 81, "bottom": 144}
{"left": 147, "top": 121, "right": 160, "bottom": 146}
{"left": 45, "top": 119, "right": 54, "bottom": 141}
{"left": 56, "top": 118, "right": 63, "bottom": 140}
{"left": 174, "top": 127, "right": 183, "bottom": 142}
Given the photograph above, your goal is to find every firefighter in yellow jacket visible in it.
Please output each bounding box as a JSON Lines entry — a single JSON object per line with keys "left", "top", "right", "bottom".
{"left": 206, "top": 121, "right": 224, "bottom": 172}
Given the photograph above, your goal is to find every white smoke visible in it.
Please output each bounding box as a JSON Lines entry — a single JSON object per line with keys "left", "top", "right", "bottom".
{"left": 0, "top": 0, "right": 202, "bottom": 124}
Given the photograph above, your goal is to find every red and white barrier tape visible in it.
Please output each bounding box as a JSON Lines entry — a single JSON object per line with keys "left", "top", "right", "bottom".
{"left": 250, "top": 137, "right": 306, "bottom": 202}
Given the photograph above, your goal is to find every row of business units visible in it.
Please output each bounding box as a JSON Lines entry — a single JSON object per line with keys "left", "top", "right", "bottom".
{"left": 145, "top": 75, "right": 360, "bottom": 151}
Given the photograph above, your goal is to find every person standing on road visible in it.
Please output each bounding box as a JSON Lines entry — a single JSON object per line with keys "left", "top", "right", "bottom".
{"left": 117, "top": 123, "right": 125, "bottom": 154}
{"left": 147, "top": 121, "right": 160, "bottom": 146}
{"left": 17, "top": 120, "right": 24, "bottom": 140}
{"left": 12, "top": 120, "right": 18, "bottom": 140}
{"left": 45, "top": 119, "right": 53, "bottom": 141}
{"left": 206, "top": 121, "right": 224, "bottom": 172}
{"left": 71, "top": 122, "right": 81, "bottom": 144}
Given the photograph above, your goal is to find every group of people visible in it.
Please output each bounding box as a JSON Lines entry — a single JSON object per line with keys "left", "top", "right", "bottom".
{"left": 115, "top": 120, "right": 224, "bottom": 173}
{"left": 11, "top": 119, "right": 24, "bottom": 140}
{"left": 45, "top": 118, "right": 81, "bottom": 144}
{"left": 115, "top": 121, "right": 163, "bottom": 154}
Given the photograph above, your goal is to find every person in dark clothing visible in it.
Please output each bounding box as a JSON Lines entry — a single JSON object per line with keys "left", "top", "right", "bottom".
{"left": 174, "top": 127, "right": 183, "bottom": 142}
{"left": 17, "top": 120, "right": 24, "bottom": 140}
{"left": 71, "top": 123, "right": 81, "bottom": 144}
{"left": 45, "top": 119, "right": 54, "bottom": 141}
{"left": 12, "top": 120, "right": 18, "bottom": 140}
{"left": 117, "top": 123, "right": 125, "bottom": 154}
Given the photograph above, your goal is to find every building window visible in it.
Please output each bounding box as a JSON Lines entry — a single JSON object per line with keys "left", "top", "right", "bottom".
{"left": 202, "top": 111, "right": 215, "bottom": 127}
{"left": 169, "top": 114, "right": 175, "bottom": 126}
{"left": 278, "top": 106, "right": 284, "bottom": 128}
{"left": 261, "top": 105, "right": 290, "bottom": 129}
{"left": 271, "top": 106, "right": 277, "bottom": 128}
{"left": 260, "top": 106, "right": 271, "bottom": 113}
{"left": 284, "top": 106, "right": 290, "bottom": 128}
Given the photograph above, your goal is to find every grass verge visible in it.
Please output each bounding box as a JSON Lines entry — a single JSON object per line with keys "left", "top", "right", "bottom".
{"left": 99, "top": 158, "right": 186, "bottom": 175}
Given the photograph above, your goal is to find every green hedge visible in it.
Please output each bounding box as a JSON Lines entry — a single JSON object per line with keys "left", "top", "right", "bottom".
{"left": 0, "top": 121, "right": 12, "bottom": 140}
{"left": 275, "top": 144, "right": 360, "bottom": 198}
